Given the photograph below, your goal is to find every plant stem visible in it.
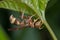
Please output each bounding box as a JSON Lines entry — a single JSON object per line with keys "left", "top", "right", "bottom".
{"left": 42, "top": 18, "right": 57, "bottom": 40}
{"left": 38, "top": 10, "right": 58, "bottom": 40}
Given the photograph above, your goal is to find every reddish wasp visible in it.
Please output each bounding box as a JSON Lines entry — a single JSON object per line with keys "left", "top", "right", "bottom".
{"left": 8, "top": 12, "right": 43, "bottom": 31}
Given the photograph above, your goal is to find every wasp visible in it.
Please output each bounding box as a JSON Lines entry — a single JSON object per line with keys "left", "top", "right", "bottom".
{"left": 9, "top": 12, "right": 43, "bottom": 31}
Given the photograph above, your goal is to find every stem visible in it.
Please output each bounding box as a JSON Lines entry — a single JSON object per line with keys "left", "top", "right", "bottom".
{"left": 42, "top": 18, "right": 57, "bottom": 40}
{"left": 38, "top": 9, "right": 58, "bottom": 40}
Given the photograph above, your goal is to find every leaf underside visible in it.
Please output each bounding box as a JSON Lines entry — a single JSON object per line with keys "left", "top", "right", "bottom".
{"left": 0, "top": 0, "right": 49, "bottom": 18}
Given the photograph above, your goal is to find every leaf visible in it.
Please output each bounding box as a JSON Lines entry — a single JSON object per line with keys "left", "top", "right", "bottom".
{"left": 0, "top": 0, "right": 49, "bottom": 17}
{"left": 0, "top": 25, "right": 10, "bottom": 40}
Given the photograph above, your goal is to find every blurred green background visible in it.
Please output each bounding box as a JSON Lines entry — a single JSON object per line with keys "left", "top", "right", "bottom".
{"left": 0, "top": 0, "right": 60, "bottom": 40}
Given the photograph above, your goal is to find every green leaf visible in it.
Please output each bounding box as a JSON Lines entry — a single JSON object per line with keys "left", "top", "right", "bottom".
{"left": 0, "top": 0, "right": 49, "bottom": 17}
{"left": 0, "top": 25, "right": 10, "bottom": 40}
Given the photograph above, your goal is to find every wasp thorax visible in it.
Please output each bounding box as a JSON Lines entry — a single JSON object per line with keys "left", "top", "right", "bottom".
{"left": 9, "top": 13, "right": 43, "bottom": 31}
